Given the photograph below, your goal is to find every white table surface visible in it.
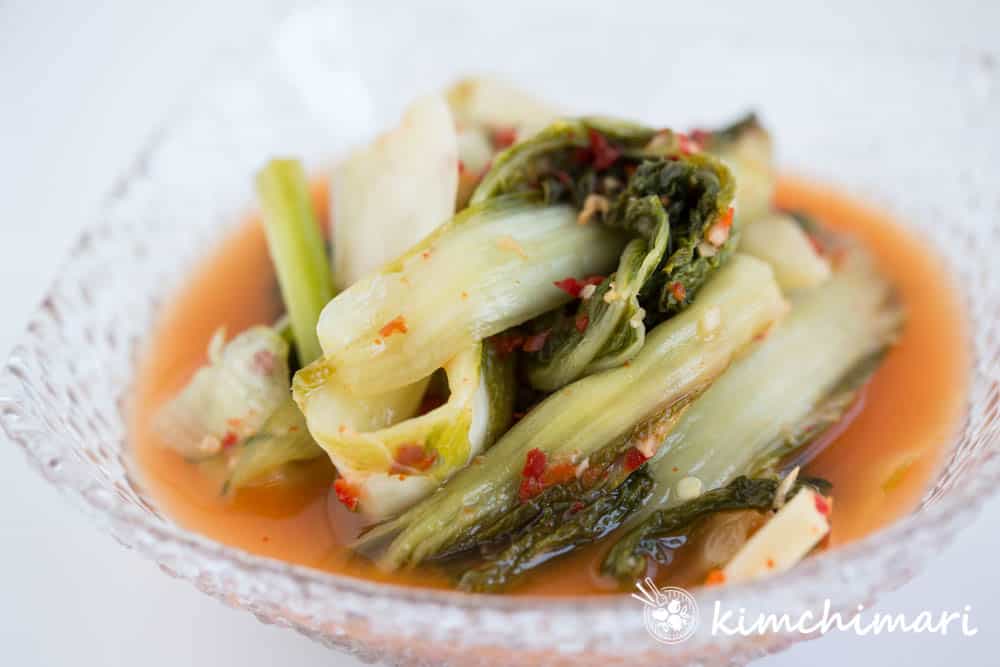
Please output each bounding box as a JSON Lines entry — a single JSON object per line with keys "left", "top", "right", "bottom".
{"left": 1, "top": 1, "right": 997, "bottom": 665}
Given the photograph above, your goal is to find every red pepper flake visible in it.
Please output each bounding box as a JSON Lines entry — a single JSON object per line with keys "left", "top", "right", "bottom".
{"left": 814, "top": 494, "right": 831, "bottom": 516}
{"left": 587, "top": 129, "right": 621, "bottom": 170}
{"left": 554, "top": 275, "right": 606, "bottom": 298}
{"left": 491, "top": 331, "right": 525, "bottom": 358}
{"left": 541, "top": 461, "right": 577, "bottom": 486}
{"left": 568, "top": 500, "right": 586, "bottom": 515}
{"left": 518, "top": 448, "right": 553, "bottom": 501}
{"left": 575, "top": 313, "right": 590, "bottom": 333}
{"left": 705, "top": 207, "right": 735, "bottom": 246}
{"left": 491, "top": 126, "right": 518, "bottom": 149}
{"left": 421, "top": 250, "right": 432, "bottom": 260}
{"left": 669, "top": 281, "right": 686, "bottom": 303}
{"left": 333, "top": 478, "right": 360, "bottom": 511}
{"left": 522, "top": 331, "right": 550, "bottom": 353}
{"left": 379, "top": 315, "right": 408, "bottom": 338}
{"left": 766, "top": 558, "right": 776, "bottom": 569}
{"left": 705, "top": 569, "right": 727, "bottom": 586}
{"left": 721, "top": 207, "right": 734, "bottom": 230}
{"left": 457, "top": 159, "right": 466, "bottom": 175}
{"left": 676, "top": 132, "right": 702, "bottom": 155}
{"left": 391, "top": 443, "right": 437, "bottom": 473}
{"left": 220, "top": 430, "right": 239, "bottom": 450}
{"left": 690, "top": 129, "right": 712, "bottom": 145}
{"left": 519, "top": 449, "right": 578, "bottom": 501}
{"left": 624, "top": 447, "right": 649, "bottom": 471}
{"left": 554, "top": 277, "right": 584, "bottom": 297}
{"left": 522, "top": 448, "right": 547, "bottom": 479}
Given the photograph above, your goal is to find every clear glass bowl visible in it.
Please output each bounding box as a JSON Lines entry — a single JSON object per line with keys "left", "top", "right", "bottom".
{"left": 2, "top": 5, "right": 998, "bottom": 665}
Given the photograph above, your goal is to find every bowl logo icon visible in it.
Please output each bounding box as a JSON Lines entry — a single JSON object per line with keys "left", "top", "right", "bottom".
{"left": 633, "top": 578, "right": 699, "bottom": 644}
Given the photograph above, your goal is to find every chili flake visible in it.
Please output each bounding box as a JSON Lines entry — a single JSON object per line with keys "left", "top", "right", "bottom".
{"left": 690, "top": 129, "right": 712, "bottom": 145}
{"left": 669, "top": 281, "right": 686, "bottom": 303}
{"left": 379, "top": 315, "right": 408, "bottom": 338}
{"left": 575, "top": 313, "right": 590, "bottom": 333}
{"left": 518, "top": 449, "right": 580, "bottom": 501}
{"left": 491, "top": 126, "right": 518, "bottom": 149}
{"left": 541, "top": 461, "right": 576, "bottom": 486}
{"left": 554, "top": 275, "right": 605, "bottom": 298}
{"left": 554, "top": 277, "right": 584, "bottom": 297}
{"left": 333, "top": 478, "right": 360, "bottom": 511}
{"left": 522, "top": 331, "right": 550, "bottom": 353}
{"left": 814, "top": 494, "right": 831, "bottom": 516}
{"left": 624, "top": 447, "right": 649, "bottom": 471}
{"left": 706, "top": 207, "right": 735, "bottom": 246}
{"left": 676, "top": 132, "right": 702, "bottom": 155}
{"left": 705, "top": 569, "right": 727, "bottom": 586}
{"left": 586, "top": 128, "right": 621, "bottom": 170}
{"left": 491, "top": 331, "right": 525, "bottom": 358}
{"left": 220, "top": 430, "right": 239, "bottom": 450}
{"left": 391, "top": 443, "right": 437, "bottom": 473}
{"left": 522, "top": 448, "right": 547, "bottom": 479}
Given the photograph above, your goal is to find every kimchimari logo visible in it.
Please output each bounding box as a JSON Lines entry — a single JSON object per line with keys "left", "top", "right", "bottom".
{"left": 632, "top": 575, "right": 979, "bottom": 644}
{"left": 632, "top": 578, "right": 699, "bottom": 644}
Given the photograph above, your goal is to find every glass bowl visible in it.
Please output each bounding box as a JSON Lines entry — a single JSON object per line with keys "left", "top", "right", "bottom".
{"left": 2, "top": 5, "right": 998, "bottom": 666}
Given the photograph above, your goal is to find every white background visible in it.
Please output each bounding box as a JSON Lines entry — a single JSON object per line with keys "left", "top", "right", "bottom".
{"left": 1, "top": 1, "right": 997, "bottom": 665}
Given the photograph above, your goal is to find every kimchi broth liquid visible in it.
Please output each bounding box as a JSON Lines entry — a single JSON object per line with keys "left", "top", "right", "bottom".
{"left": 131, "top": 177, "right": 968, "bottom": 595}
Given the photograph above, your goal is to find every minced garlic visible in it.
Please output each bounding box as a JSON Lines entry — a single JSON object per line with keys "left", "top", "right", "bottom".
{"left": 577, "top": 194, "right": 610, "bottom": 225}
{"left": 676, "top": 476, "right": 703, "bottom": 500}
